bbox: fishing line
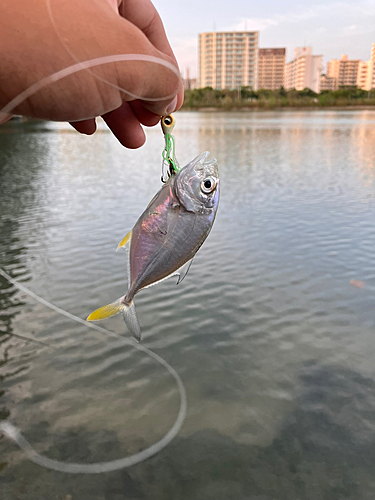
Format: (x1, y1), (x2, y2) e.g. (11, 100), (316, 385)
(0, 269), (187, 473)
(0, 54), (179, 122)
(0, 2), (186, 473)
(46, 0), (181, 182)
(2, 332), (56, 349)
(45, 0), (180, 109)
(0, 0), (181, 122)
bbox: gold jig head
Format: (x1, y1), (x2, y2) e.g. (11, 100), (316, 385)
(161, 114), (176, 135)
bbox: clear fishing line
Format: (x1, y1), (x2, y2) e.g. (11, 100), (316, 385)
(44, 0), (181, 109)
(0, 0), (181, 120)
(0, 54), (179, 122)
(0, 1), (186, 473)
(0, 269), (187, 474)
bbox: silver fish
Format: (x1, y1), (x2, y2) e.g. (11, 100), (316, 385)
(87, 151), (219, 341)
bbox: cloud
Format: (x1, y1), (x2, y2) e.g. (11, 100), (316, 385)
(231, 0), (375, 33)
(231, 17), (279, 32)
(169, 0), (375, 79)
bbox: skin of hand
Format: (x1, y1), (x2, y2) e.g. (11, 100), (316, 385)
(0, 0), (183, 148)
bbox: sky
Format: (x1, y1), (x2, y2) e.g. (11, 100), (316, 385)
(152, 0), (375, 78)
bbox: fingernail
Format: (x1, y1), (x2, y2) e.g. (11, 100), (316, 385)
(165, 96), (178, 115)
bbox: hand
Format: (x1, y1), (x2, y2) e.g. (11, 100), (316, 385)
(0, 0), (183, 148)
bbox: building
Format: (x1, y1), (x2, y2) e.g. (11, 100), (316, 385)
(357, 61), (371, 90)
(327, 59), (340, 80)
(257, 48), (286, 90)
(338, 55), (361, 86)
(327, 54), (360, 87)
(320, 74), (338, 91)
(359, 43), (375, 91)
(183, 78), (198, 90)
(199, 31), (259, 90)
(183, 68), (198, 90)
(326, 46), (375, 91)
(371, 43), (375, 89)
(284, 47), (323, 93)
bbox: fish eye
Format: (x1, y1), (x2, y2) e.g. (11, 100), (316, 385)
(201, 176), (216, 194)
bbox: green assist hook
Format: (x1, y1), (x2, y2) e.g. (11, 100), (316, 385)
(161, 114), (179, 180)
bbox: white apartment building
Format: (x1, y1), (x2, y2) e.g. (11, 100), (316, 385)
(199, 31), (259, 90)
(327, 54), (361, 87)
(356, 43), (375, 91)
(357, 61), (372, 90)
(284, 47), (323, 93)
(258, 48), (286, 90)
(327, 45), (375, 91)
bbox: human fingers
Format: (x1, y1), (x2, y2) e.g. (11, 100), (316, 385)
(70, 119), (97, 135)
(102, 102), (146, 149)
(129, 101), (161, 127)
(0, 0), (181, 124)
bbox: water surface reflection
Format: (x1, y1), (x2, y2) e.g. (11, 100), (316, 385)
(1, 110), (375, 499)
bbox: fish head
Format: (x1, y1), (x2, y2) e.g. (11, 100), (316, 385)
(174, 151), (219, 214)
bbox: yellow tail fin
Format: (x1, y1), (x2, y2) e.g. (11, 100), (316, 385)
(87, 300), (124, 321)
(87, 298), (141, 341)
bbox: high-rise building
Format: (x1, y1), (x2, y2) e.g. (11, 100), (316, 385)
(327, 59), (340, 80)
(199, 31), (259, 89)
(371, 43), (375, 89)
(357, 61), (372, 90)
(326, 47), (375, 91)
(327, 54), (361, 87)
(257, 48), (286, 90)
(284, 47), (323, 93)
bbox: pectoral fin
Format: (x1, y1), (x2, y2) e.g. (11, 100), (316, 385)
(176, 259), (193, 285)
(116, 230), (132, 252)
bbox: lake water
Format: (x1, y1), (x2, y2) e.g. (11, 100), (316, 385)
(1, 110), (375, 499)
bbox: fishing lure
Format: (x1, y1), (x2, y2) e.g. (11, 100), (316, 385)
(161, 114), (179, 181)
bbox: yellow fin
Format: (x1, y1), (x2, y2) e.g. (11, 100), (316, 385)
(116, 230), (132, 252)
(87, 301), (124, 321)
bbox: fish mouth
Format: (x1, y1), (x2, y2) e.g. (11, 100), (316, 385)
(190, 151), (219, 179)
(192, 151), (210, 165)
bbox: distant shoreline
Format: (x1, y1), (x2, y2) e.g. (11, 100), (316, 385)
(182, 88), (375, 113)
(181, 105), (375, 112)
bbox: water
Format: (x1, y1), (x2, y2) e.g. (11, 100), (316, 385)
(0, 110), (375, 499)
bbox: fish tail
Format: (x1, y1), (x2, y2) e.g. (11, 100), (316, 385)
(122, 300), (141, 343)
(86, 296), (141, 342)
(86, 298), (125, 322)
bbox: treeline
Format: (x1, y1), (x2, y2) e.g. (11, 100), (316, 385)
(182, 86), (375, 110)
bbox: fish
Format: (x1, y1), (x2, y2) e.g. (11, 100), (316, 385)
(87, 151), (219, 341)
